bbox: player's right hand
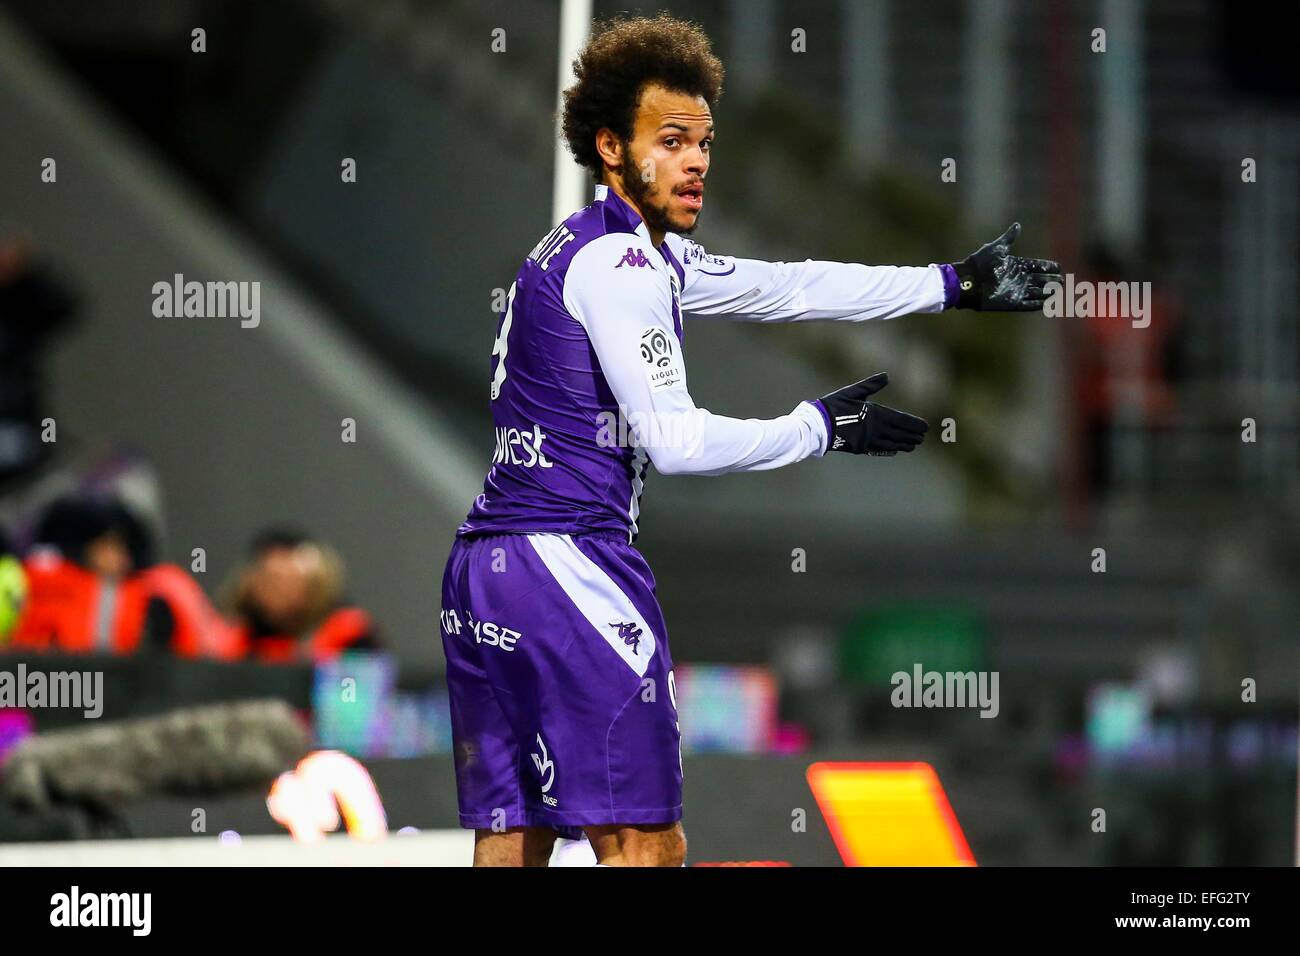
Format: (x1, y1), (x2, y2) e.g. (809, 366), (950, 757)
(951, 222), (1063, 311)
(813, 372), (928, 456)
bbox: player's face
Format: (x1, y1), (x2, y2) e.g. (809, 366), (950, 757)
(618, 84), (713, 237)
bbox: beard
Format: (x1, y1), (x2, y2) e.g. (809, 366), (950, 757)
(618, 146), (699, 237)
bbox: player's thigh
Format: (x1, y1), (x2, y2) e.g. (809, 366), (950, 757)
(441, 536), (536, 829)
(525, 533), (683, 822)
(584, 822), (687, 867)
(443, 533), (619, 827)
(473, 826), (558, 867)
(441, 634), (522, 827)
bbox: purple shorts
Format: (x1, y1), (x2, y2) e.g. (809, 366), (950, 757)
(439, 531), (682, 832)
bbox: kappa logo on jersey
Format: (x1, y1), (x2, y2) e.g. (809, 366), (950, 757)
(616, 247), (656, 270)
(640, 327), (683, 391)
(609, 620), (644, 654)
(531, 733), (556, 804)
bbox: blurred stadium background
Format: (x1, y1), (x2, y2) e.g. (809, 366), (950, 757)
(0, 0), (1296, 865)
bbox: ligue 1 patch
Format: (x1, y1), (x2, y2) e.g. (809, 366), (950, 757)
(640, 327), (684, 391)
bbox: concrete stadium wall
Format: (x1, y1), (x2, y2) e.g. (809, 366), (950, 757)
(0, 13), (482, 665)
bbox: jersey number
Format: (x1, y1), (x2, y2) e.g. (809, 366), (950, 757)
(490, 282), (518, 401)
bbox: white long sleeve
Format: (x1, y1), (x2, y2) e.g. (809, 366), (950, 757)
(664, 233), (946, 322)
(563, 233), (828, 477)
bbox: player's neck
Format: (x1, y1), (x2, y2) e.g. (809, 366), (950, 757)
(603, 177), (665, 247)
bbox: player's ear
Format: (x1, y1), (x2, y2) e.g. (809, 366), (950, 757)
(594, 128), (623, 171)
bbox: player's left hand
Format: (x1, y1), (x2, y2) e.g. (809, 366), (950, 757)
(952, 222), (1063, 311)
(816, 372), (928, 456)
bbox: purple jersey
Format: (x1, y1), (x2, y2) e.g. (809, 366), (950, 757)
(458, 185), (947, 541)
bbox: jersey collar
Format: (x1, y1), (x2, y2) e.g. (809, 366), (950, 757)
(594, 183), (659, 248)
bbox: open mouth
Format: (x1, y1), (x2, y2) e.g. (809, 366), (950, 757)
(676, 184), (704, 211)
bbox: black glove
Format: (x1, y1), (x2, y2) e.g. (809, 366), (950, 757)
(952, 222), (1062, 311)
(815, 372), (927, 456)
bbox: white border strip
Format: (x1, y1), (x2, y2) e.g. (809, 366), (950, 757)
(0, 830), (473, 867)
(526, 533), (657, 676)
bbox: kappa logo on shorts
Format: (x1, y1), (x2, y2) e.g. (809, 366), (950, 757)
(608, 620), (644, 654)
(531, 733), (557, 805)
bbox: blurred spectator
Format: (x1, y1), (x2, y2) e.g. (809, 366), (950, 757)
(7, 494), (230, 657)
(1, 447), (167, 565)
(222, 527), (379, 663)
(0, 228), (79, 497)
(0, 524), (26, 645)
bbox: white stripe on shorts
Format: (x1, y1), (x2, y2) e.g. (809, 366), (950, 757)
(526, 533), (658, 677)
